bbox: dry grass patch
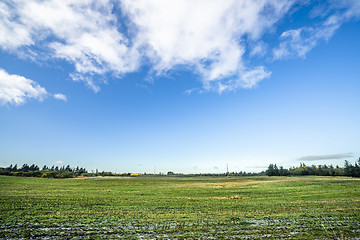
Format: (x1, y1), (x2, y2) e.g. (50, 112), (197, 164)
(213, 195), (248, 200)
(175, 179), (283, 189)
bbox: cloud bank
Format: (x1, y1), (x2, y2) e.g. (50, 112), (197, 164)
(1, 0), (359, 98)
(299, 153), (353, 161)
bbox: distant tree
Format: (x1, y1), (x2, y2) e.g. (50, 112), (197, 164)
(21, 164), (30, 172)
(65, 165), (72, 172)
(266, 164), (279, 176)
(344, 160), (354, 176)
(334, 166), (344, 176)
(279, 166), (289, 176)
(266, 164), (274, 176)
(29, 164), (39, 171)
(78, 167), (87, 174)
(328, 165), (335, 176)
(273, 164), (279, 176)
(6, 164), (13, 171)
(354, 158), (360, 177)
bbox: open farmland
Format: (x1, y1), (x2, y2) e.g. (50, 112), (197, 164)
(0, 175), (359, 239)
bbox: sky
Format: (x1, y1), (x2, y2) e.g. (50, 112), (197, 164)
(0, 0), (359, 174)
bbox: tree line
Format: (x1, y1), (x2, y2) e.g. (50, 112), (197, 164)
(0, 164), (140, 178)
(0, 164), (87, 178)
(2, 159), (359, 178)
(266, 158), (360, 177)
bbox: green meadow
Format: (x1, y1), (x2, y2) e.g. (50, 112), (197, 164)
(1, 175), (359, 239)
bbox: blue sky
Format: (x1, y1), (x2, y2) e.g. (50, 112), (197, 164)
(0, 0), (359, 173)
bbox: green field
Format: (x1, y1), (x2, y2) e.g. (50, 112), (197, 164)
(1, 175), (359, 239)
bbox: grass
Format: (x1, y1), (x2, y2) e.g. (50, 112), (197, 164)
(0, 175), (359, 239)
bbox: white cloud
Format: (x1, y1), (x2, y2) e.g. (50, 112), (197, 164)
(329, 0), (360, 19)
(183, 89), (196, 95)
(273, 22), (340, 60)
(250, 42), (268, 57)
(56, 161), (63, 164)
(0, 1), (33, 50)
(0, 0), (293, 93)
(1, 0), (140, 90)
(0, 0), (359, 94)
(121, 0), (292, 91)
(273, 0), (360, 60)
(0, 68), (47, 105)
(240, 66), (272, 89)
(53, 93), (67, 102)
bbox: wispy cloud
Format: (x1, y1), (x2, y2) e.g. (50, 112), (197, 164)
(273, 0), (360, 60)
(249, 41), (267, 57)
(299, 153), (353, 161)
(0, 68), (47, 105)
(273, 21), (340, 60)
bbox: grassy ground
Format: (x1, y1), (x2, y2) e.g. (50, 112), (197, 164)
(0, 175), (359, 239)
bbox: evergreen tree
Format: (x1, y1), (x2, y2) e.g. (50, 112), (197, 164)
(7, 164), (13, 171)
(354, 158), (360, 177)
(344, 160), (354, 176)
(29, 164), (39, 171)
(21, 164), (30, 172)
